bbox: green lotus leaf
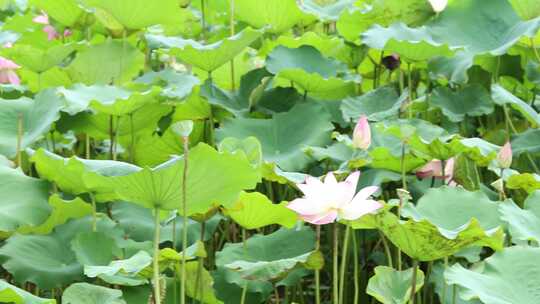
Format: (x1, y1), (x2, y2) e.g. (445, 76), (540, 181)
(84, 251), (151, 286)
(507, 173), (540, 193)
(0, 216), (123, 289)
(17, 194), (93, 235)
(499, 191), (540, 244)
(0, 90), (62, 158)
(276, 68), (359, 99)
(234, 0), (313, 33)
(336, 0), (433, 44)
(58, 83), (132, 115)
(5, 42), (75, 73)
(491, 84), (540, 127)
(0, 280), (55, 304)
(212, 268), (272, 304)
(62, 282), (126, 304)
(90, 143), (259, 213)
(449, 138), (500, 167)
(111, 202), (221, 247)
(216, 227), (315, 287)
(366, 266), (425, 304)
(89, 86), (161, 116)
(174, 261), (223, 304)
(431, 85), (495, 122)
(135, 69), (200, 100)
(30, 0), (85, 27)
(511, 128), (540, 155)
(66, 40), (145, 85)
(29, 148), (141, 197)
(509, 0), (540, 20)
(266, 45), (346, 78)
(341, 86), (401, 122)
(147, 27), (262, 72)
(216, 103), (334, 172)
(445, 246), (540, 304)
(0, 166), (51, 234)
(80, 0), (182, 30)
(71, 232), (119, 266)
(428, 51), (474, 84)
(428, 263), (481, 304)
(20, 66), (72, 92)
(218, 136), (263, 169)
(298, 0), (355, 22)
(362, 23), (453, 62)
(429, 0), (540, 55)
(225, 191), (297, 230)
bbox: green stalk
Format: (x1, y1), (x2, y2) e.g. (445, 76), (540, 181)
(503, 104), (540, 174)
(315, 225), (321, 304)
(229, 0), (236, 90)
(410, 260), (419, 304)
(333, 223), (339, 304)
(196, 222), (206, 303)
(532, 38), (540, 63)
(109, 115), (114, 160)
(338, 225), (351, 304)
(378, 231), (393, 267)
(201, 0), (206, 40)
(129, 113), (135, 163)
(240, 229), (248, 304)
(153, 209), (162, 304)
(85, 134), (91, 159)
(90, 193), (97, 232)
(352, 231), (359, 304)
(407, 63), (413, 119)
(180, 136), (190, 304)
(16, 113), (23, 168)
(441, 257), (449, 304)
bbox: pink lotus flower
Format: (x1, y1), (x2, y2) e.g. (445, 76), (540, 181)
(287, 172), (382, 225)
(497, 142), (512, 169)
(428, 0), (448, 13)
(32, 12), (49, 25)
(352, 116), (371, 150)
(32, 11), (71, 41)
(0, 57), (20, 85)
(416, 158), (456, 186)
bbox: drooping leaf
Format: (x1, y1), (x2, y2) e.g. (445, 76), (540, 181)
(499, 191), (540, 244)
(62, 282), (126, 304)
(341, 86), (401, 122)
(0, 280), (55, 304)
(84, 251), (151, 286)
(491, 84), (540, 127)
(298, 0), (355, 22)
(366, 266), (425, 304)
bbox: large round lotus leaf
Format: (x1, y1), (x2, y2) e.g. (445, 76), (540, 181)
(428, 0), (540, 55)
(110, 202), (221, 246)
(428, 263), (481, 304)
(30, 0), (84, 27)
(341, 86), (401, 122)
(428, 51), (474, 85)
(89, 143), (260, 213)
(80, 0), (181, 30)
(0, 166), (51, 234)
(58, 84), (132, 115)
(511, 128), (540, 155)
(449, 138), (500, 167)
(63, 283), (126, 304)
(5, 42), (76, 73)
(430, 85), (495, 122)
(216, 227), (315, 286)
(0, 90), (62, 158)
(509, 0), (540, 20)
(0, 280), (55, 304)
(276, 69), (359, 99)
(147, 28), (262, 72)
(216, 103), (334, 172)
(266, 45), (346, 78)
(0, 216), (123, 289)
(361, 23), (453, 62)
(336, 0), (433, 44)
(218, 136), (264, 169)
(402, 187), (503, 234)
(234, 0), (312, 33)
(298, 0), (355, 22)
(71, 232), (118, 266)
(500, 191), (540, 244)
(29, 148), (141, 197)
(225, 191), (297, 230)
(366, 266), (425, 304)
(135, 69), (200, 100)
(445, 246), (540, 304)
(66, 40), (145, 85)
(491, 84), (540, 128)
(89, 86), (161, 116)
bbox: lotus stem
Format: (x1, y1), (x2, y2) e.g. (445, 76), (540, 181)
(338, 224), (351, 304)
(315, 225), (321, 304)
(16, 113), (23, 168)
(240, 228), (248, 304)
(90, 193), (97, 232)
(196, 222), (206, 302)
(379, 231), (393, 267)
(531, 38), (540, 63)
(441, 257), (449, 304)
(181, 136), (190, 304)
(352, 231), (359, 304)
(129, 113), (135, 163)
(410, 260), (419, 304)
(85, 134), (91, 159)
(229, 0), (235, 90)
(153, 208), (162, 304)
(333, 223), (339, 304)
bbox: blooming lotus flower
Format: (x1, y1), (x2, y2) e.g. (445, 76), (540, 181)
(352, 116), (371, 150)
(416, 158), (456, 186)
(287, 172), (382, 225)
(428, 0), (448, 13)
(497, 142), (512, 169)
(0, 57), (20, 85)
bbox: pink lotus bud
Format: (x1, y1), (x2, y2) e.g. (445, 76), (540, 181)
(0, 56), (20, 85)
(497, 142), (512, 169)
(63, 29), (73, 38)
(352, 116), (371, 150)
(43, 25), (59, 41)
(428, 0), (448, 13)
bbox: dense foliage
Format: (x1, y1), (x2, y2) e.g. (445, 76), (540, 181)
(0, 0), (539, 303)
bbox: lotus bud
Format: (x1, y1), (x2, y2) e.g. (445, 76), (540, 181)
(497, 142), (512, 169)
(428, 0), (448, 13)
(352, 116), (371, 150)
(171, 120), (194, 138)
